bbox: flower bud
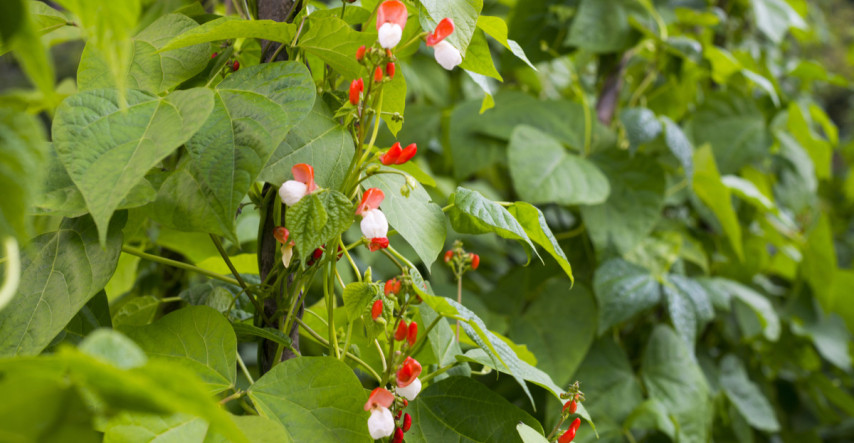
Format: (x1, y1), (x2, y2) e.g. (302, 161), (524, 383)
(395, 321), (408, 341)
(381, 142), (402, 165)
(397, 143), (417, 164)
(571, 417), (581, 431)
(232, 60), (240, 71)
(386, 62), (396, 79)
(402, 413), (412, 432)
(444, 250), (453, 263)
(349, 78), (364, 106)
(369, 237), (389, 251)
(391, 428), (404, 443)
(356, 45), (366, 61)
(211, 52), (218, 59)
(273, 227), (289, 244)
(469, 253), (480, 270)
(407, 321), (418, 346)
(374, 66), (384, 83)
(371, 299), (384, 321)
(562, 400), (577, 415)
(558, 427), (576, 443)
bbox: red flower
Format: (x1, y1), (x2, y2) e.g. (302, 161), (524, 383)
(364, 387), (395, 411)
(211, 52), (218, 59)
(356, 188), (385, 216)
(371, 299), (384, 320)
(407, 321), (418, 346)
(349, 78), (364, 105)
(426, 18), (454, 47)
(398, 143), (416, 163)
(444, 250), (453, 263)
(369, 237), (389, 251)
(292, 163), (317, 192)
(273, 227), (289, 244)
(386, 62), (396, 79)
(558, 427), (576, 443)
(562, 400), (577, 415)
(356, 45), (366, 61)
(571, 418), (581, 431)
(374, 66), (384, 83)
(385, 278), (401, 295)
(376, 1), (408, 49)
(395, 321), (408, 341)
(381, 142), (416, 165)
(396, 357), (422, 387)
(469, 253), (480, 270)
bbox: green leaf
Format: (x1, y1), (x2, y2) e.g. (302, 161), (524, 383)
(60, 290), (112, 345)
(662, 274), (714, 346)
(232, 323), (292, 349)
(566, 0), (644, 53)
(248, 356), (371, 442)
(751, 0), (806, 43)
(787, 102), (832, 180)
(623, 399), (677, 440)
(363, 171), (446, 268)
(509, 281), (595, 385)
(719, 354), (780, 432)
(580, 151), (665, 255)
(661, 116), (694, 182)
(476, 15), (535, 69)
(122, 306), (237, 394)
(692, 144), (744, 260)
(508, 202), (574, 282)
(160, 17), (296, 52)
(722, 175), (775, 212)
(620, 107), (661, 152)
(698, 278), (780, 341)
(153, 62), (314, 239)
(53, 87), (214, 243)
(179, 281), (253, 323)
(112, 295), (160, 327)
(341, 281), (382, 323)
(448, 187), (539, 260)
(594, 258), (661, 334)
(0, 214), (123, 357)
(298, 16), (374, 81)
(285, 189), (354, 262)
(405, 377), (543, 443)
(79, 328), (148, 370)
(573, 337), (643, 422)
(459, 29), (502, 81)
(78, 14), (209, 94)
(418, 0), (483, 55)
(517, 423), (549, 443)
(685, 93), (770, 174)
(3, 1), (56, 103)
(641, 326), (712, 443)
(104, 412), (209, 443)
(508, 126), (610, 206)
(380, 65), (408, 136)
(0, 108), (47, 241)
(260, 100), (354, 191)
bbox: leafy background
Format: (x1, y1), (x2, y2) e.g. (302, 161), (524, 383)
(2, 0), (854, 442)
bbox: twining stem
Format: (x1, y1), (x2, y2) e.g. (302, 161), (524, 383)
(553, 223), (586, 240)
(340, 320), (354, 361)
(121, 245), (241, 286)
(209, 234), (249, 291)
(296, 317), (382, 382)
(219, 390), (245, 405)
(324, 263), (341, 359)
(386, 245), (416, 270)
(339, 238), (362, 282)
(420, 362), (458, 384)
(237, 351), (255, 385)
(374, 339), (388, 373)
(381, 248), (405, 271)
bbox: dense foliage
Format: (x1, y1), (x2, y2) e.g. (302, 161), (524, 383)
(1, 0), (853, 442)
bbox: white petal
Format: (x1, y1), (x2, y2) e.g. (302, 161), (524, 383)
(367, 407), (395, 439)
(360, 209), (388, 239)
(281, 243), (294, 267)
(378, 23), (402, 49)
(279, 180), (307, 206)
(396, 377), (421, 401)
(433, 40), (462, 70)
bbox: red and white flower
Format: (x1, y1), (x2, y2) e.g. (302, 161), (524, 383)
(396, 356), (422, 401)
(426, 18), (461, 70)
(364, 387), (395, 439)
(376, 0), (408, 49)
(279, 163), (318, 206)
(356, 188), (389, 251)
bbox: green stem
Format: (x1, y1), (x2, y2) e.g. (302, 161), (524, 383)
(374, 339), (388, 373)
(441, 203), (454, 212)
(340, 320), (354, 361)
(219, 390), (245, 405)
(386, 245), (416, 270)
(340, 238), (362, 282)
(296, 318), (382, 382)
(420, 362), (457, 384)
(210, 234), (249, 291)
(121, 245), (241, 286)
(324, 263), (341, 358)
(237, 351), (255, 385)
(553, 223), (586, 240)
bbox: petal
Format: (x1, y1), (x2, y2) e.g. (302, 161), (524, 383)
(367, 407), (395, 439)
(397, 143), (417, 164)
(378, 22), (403, 49)
(426, 17), (455, 46)
(278, 180), (307, 206)
(365, 387), (395, 411)
(360, 210), (389, 239)
(396, 377), (421, 401)
(291, 163), (317, 191)
(356, 188), (385, 215)
(433, 40), (462, 70)
(376, 0), (408, 30)
(381, 142), (402, 166)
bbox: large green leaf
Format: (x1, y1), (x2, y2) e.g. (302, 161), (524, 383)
(448, 187), (538, 259)
(508, 202), (574, 282)
(153, 62), (314, 239)
(160, 17), (296, 52)
(698, 278), (780, 341)
(509, 281), (595, 386)
(405, 377), (542, 443)
(418, 0), (483, 55)
(566, 0), (644, 53)
(122, 306), (237, 394)
(78, 14), (209, 94)
(363, 171), (446, 268)
(787, 102), (832, 180)
(104, 412), (291, 443)
(661, 116), (694, 182)
(620, 107), (661, 152)
(285, 189), (354, 262)
(298, 16), (373, 81)
(580, 151), (665, 255)
(593, 258), (661, 334)
(459, 29), (502, 81)
(476, 15), (535, 69)
(260, 100), (354, 191)
(719, 354), (780, 432)
(53, 87), (214, 243)
(662, 274), (714, 346)
(685, 93), (770, 174)
(248, 356), (370, 442)
(380, 65), (407, 136)
(507, 126), (610, 206)
(641, 326), (712, 443)
(0, 108), (47, 241)
(572, 337), (643, 422)
(751, 0), (806, 43)
(0, 214), (123, 357)
(692, 144), (744, 260)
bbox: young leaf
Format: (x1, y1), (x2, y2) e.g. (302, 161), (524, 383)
(298, 16), (373, 80)
(285, 190), (354, 262)
(418, 0), (483, 55)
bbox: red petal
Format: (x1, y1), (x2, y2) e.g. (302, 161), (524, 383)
(558, 427), (576, 443)
(386, 62), (396, 79)
(396, 143), (417, 164)
(374, 66), (384, 83)
(356, 45), (366, 60)
(396, 356), (422, 386)
(407, 321), (418, 346)
(349, 78), (362, 105)
(470, 253), (480, 270)
(381, 142), (402, 166)
(426, 18), (455, 47)
(273, 227), (289, 244)
(369, 237), (389, 251)
(571, 417), (581, 431)
(376, 0), (408, 30)
(356, 188), (385, 215)
(444, 250), (453, 263)
(291, 164), (316, 191)
(402, 413), (412, 432)
(371, 299), (383, 320)
(395, 321), (408, 341)
(365, 387), (395, 411)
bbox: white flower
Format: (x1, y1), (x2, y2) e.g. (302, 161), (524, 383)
(281, 243), (294, 267)
(360, 209), (388, 239)
(367, 407), (395, 439)
(396, 377), (421, 401)
(378, 22), (403, 49)
(279, 180), (308, 206)
(432, 40), (462, 70)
